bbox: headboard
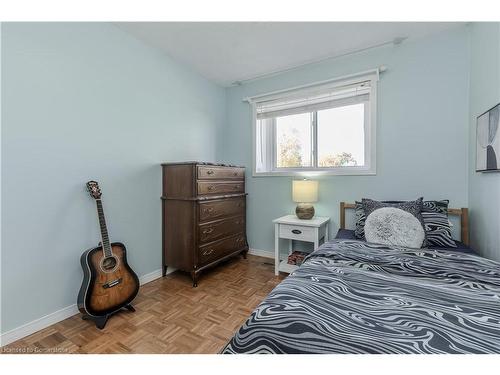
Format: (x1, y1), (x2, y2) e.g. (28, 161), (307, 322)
(339, 202), (469, 246)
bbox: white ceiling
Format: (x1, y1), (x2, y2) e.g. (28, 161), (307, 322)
(116, 22), (464, 87)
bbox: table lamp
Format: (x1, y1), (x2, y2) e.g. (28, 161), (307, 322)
(292, 179), (318, 219)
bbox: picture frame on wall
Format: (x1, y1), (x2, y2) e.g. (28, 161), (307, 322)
(476, 103), (500, 172)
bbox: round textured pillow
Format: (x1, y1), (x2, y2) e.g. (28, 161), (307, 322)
(364, 207), (425, 248)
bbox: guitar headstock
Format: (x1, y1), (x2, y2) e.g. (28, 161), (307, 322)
(86, 181), (102, 199)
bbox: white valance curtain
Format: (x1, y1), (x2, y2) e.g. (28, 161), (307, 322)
(255, 78), (372, 120)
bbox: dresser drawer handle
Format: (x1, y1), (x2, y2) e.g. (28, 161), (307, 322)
(202, 249), (214, 256)
(202, 228), (214, 234)
(203, 207), (214, 213)
(207, 170), (214, 175)
(233, 172), (238, 176)
(292, 229), (302, 235)
(233, 185), (238, 189)
(207, 185), (214, 191)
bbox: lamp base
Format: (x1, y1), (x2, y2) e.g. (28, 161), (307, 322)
(295, 203), (315, 220)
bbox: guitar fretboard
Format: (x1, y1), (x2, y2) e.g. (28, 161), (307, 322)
(96, 199), (112, 257)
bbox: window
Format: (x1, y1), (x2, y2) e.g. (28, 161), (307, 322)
(252, 72), (377, 176)
(276, 112), (312, 168)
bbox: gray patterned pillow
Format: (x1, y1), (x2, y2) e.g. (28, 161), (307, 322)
(354, 201), (365, 239)
(361, 197), (427, 248)
(354, 199), (418, 239)
(421, 200), (456, 248)
(355, 199), (456, 247)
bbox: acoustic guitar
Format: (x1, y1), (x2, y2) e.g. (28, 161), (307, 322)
(77, 181), (140, 329)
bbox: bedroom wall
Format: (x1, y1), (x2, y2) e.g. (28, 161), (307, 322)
(220, 26), (470, 255)
(1, 23), (225, 335)
(468, 23), (500, 261)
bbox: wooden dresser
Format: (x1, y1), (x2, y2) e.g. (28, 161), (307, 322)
(161, 162), (248, 287)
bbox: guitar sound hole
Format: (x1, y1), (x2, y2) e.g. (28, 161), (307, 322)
(101, 256), (118, 271)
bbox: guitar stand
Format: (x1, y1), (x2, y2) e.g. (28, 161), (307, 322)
(82, 304), (136, 329)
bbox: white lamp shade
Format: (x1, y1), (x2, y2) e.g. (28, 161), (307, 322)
(292, 180), (318, 203)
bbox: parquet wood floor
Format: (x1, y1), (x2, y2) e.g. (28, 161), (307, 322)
(2, 255), (284, 354)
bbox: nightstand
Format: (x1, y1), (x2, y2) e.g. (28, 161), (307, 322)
(273, 215), (330, 275)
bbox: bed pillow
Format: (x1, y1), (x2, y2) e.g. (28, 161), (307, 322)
(364, 207), (426, 248)
(355, 199), (456, 248)
(354, 200), (406, 239)
(362, 197), (427, 248)
(354, 201), (365, 239)
(422, 200), (457, 248)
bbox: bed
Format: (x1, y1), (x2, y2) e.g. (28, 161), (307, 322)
(221, 203), (500, 354)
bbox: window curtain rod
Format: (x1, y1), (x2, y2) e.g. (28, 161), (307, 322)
(243, 66), (386, 104)
(234, 34), (404, 87)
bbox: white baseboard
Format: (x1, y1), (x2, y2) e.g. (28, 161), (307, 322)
(0, 304), (79, 348)
(248, 248), (274, 259)
(139, 269), (162, 285)
(0, 267), (169, 347)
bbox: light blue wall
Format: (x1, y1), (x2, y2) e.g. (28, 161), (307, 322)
(1, 23), (225, 333)
(2, 23), (491, 338)
(468, 23), (500, 261)
(221, 27), (470, 254)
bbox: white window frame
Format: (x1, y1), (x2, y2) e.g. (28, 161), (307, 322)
(249, 70), (378, 177)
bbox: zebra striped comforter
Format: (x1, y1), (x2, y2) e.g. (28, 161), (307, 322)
(222, 239), (500, 354)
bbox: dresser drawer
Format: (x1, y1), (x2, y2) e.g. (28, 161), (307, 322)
(197, 166), (244, 180)
(199, 197), (245, 222)
(197, 181), (244, 195)
(198, 216), (245, 244)
(279, 224), (315, 242)
(198, 234), (246, 265)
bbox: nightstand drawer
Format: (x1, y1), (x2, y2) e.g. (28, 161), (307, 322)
(279, 224), (315, 241)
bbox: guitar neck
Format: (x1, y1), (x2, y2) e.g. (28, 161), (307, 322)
(96, 199), (112, 257)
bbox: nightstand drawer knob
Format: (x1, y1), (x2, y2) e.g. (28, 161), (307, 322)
(292, 229), (302, 234)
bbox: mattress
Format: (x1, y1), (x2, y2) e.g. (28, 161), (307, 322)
(222, 239), (500, 353)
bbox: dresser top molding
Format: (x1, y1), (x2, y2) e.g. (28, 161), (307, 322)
(161, 161), (245, 168)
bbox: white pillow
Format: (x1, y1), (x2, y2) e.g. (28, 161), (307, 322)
(364, 207), (425, 248)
